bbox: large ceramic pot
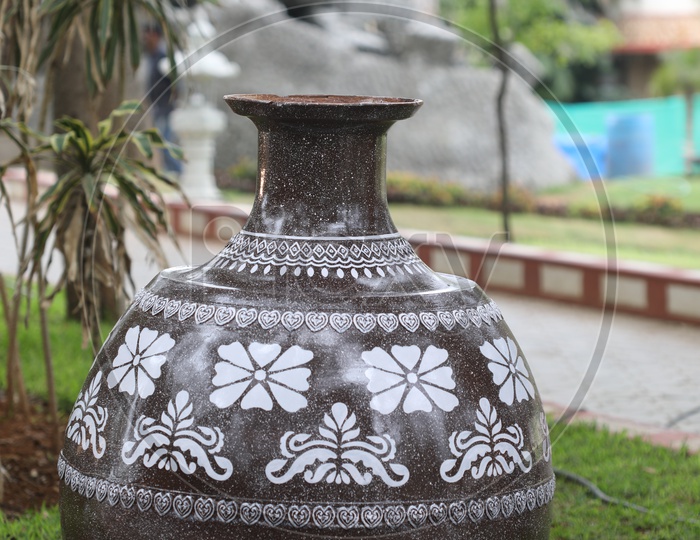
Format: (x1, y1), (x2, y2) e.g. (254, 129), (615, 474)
(59, 94), (554, 539)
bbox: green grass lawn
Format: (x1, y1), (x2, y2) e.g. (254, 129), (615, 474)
(3, 421), (699, 539)
(550, 422), (700, 539)
(0, 508), (61, 539)
(389, 205), (700, 270)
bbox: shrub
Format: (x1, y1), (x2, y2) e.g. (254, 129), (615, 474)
(386, 171), (479, 207)
(487, 184), (536, 213)
(219, 157), (258, 191)
(571, 204), (604, 220)
(631, 195), (683, 226)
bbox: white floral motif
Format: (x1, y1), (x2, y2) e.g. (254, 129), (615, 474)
(209, 342), (313, 412)
(440, 398), (532, 482)
(66, 372), (108, 458)
(107, 326), (174, 399)
(122, 390), (233, 481)
(362, 345), (458, 414)
(480, 337), (535, 405)
(265, 402), (409, 487)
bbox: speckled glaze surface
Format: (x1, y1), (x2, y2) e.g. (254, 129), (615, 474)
(59, 94), (553, 539)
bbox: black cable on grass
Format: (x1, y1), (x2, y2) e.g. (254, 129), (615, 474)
(553, 467), (700, 526)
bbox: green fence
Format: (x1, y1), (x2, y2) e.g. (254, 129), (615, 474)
(547, 95), (698, 178)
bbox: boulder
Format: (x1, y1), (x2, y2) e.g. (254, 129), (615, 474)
(204, 0), (573, 192)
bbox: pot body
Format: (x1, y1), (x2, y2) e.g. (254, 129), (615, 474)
(59, 95), (553, 539)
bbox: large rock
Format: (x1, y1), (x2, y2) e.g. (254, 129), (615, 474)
(204, 0), (572, 192)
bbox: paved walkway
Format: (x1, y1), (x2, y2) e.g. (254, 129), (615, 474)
(3, 203), (700, 445)
(497, 292), (700, 442)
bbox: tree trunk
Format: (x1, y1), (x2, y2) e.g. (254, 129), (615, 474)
(1, 274), (30, 417)
(52, 37), (123, 327)
(488, 0), (513, 241)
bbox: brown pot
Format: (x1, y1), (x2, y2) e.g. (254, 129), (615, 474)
(59, 94), (553, 539)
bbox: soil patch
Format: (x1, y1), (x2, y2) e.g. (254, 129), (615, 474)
(0, 397), (65, 518)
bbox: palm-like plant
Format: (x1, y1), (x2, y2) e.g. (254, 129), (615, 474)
(0, 0), (189, 431)
(39, 0), (183, 98)
(1, 101), (184, 350)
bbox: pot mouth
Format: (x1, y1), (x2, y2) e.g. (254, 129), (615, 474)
(224, 93), (423, 123)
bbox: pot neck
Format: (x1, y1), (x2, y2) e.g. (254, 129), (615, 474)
(225, 94), (423, 239)
(246, 120), (394, 237)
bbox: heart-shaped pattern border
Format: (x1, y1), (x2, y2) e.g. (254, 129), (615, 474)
(217, 500), (237, 523)
(287, 504), (311, 528)
(173, 494), (193, 519)
(131, 292), (503, 335)
(258, 310), (281, 330)
(136, 488), (153, 512)
(406, 504), (427, 528)
(195, 305), (216, 325)
(281, 311), (304, 332)
(214, 307), (236, 326)
(263, 503), (286, 527)
(329, 313), (352, 333)
(151, 297), (167, 316)
(240, 502), (263, 525)
(236, 308), (258, 328)
(336, 506), (360, 529)
(119, 486), (136, 509)
(58, 454), (553, 530)
(194, 497), (216, 522)
(377, 313), (399, 333)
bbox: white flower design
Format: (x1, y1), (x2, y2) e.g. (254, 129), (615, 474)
(480, 337), (535, 406)
(66, 372), (108, 458)
(362, 345), (458, 414)
(107, 326), (174, 399)
(122, 390), (233, 481)
(209, 342), (313, 412)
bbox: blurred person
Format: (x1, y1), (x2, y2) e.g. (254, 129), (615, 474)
(143, 23), (182, 175)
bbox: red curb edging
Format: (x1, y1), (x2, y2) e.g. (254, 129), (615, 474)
(405, 231), (700, 326)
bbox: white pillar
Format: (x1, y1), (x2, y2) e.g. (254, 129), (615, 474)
(171, 93), (226, 200)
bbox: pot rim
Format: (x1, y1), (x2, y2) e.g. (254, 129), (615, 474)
(223, 93), (423, 122)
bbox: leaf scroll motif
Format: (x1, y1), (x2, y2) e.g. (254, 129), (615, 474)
(265, 403), (409, 487)
(122, 390), (233, 481)
(440, 398), (532, 482)
(66, 372), (109, 458)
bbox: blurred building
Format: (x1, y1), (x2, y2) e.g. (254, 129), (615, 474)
(612, 0), (700, 97)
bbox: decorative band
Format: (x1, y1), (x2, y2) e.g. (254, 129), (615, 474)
(58, 454), (554, 530)
(131, 290), (504, 334)
(212, 233), (426, 278)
